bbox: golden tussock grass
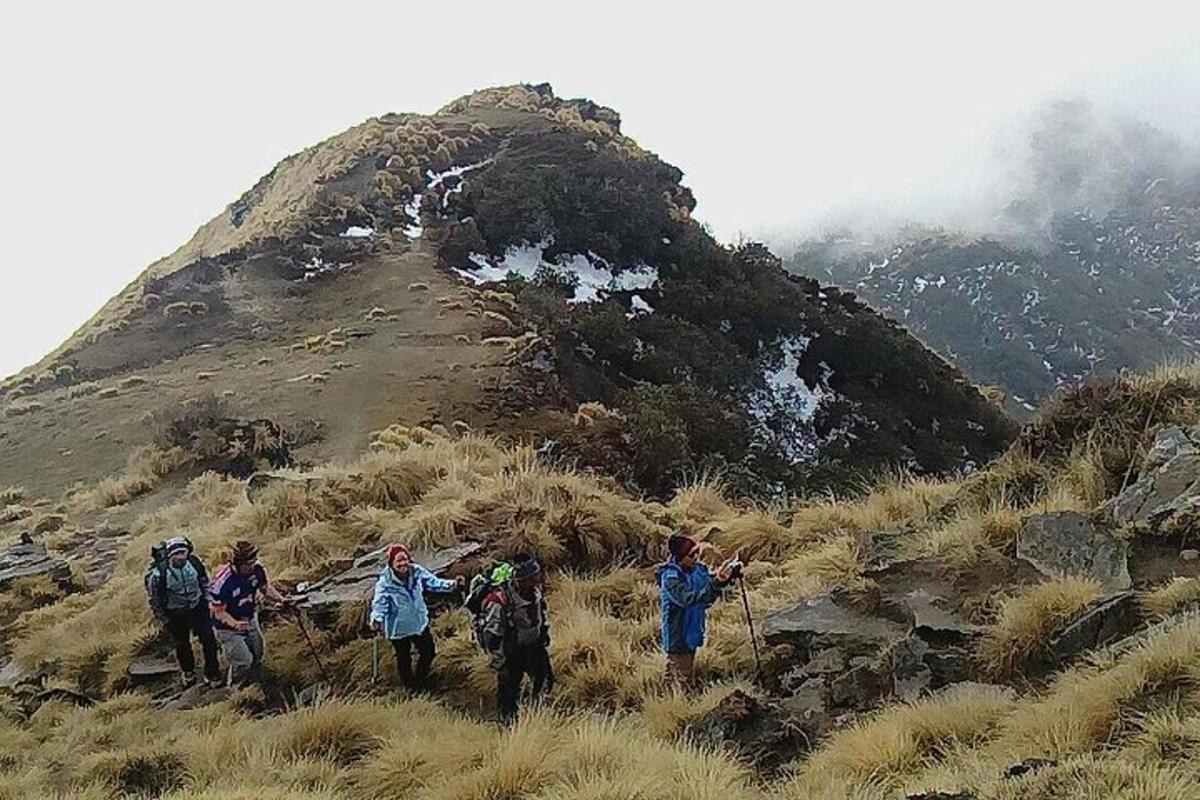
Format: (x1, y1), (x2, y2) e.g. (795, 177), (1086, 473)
(977, 577), (1104, 679)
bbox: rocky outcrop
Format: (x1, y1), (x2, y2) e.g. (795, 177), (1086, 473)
(1107, 425), (1200, 529)
(1017, 512), (1131, 590)
(0, 540), (72, 589)
(766, 590), (984, 722)
(685, 690), (812, 775)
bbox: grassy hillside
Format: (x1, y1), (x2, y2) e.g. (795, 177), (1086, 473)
(3, 362), (1200, 798)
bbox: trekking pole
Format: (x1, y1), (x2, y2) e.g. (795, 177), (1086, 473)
(371, 635), (380, 687)
(737, 575), (763, 679)
(292, 607), (332, 684)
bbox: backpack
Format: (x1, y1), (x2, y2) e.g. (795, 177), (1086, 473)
(463, 562), (511, 648)
(144, 537), (206, 609)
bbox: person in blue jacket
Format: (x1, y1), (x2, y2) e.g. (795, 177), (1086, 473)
(369, 543), (464, 692)
(657, 534), (738, 686)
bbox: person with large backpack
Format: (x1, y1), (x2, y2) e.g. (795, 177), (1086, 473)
(368, 543), (465, 693)
(656, 535), (739, 687)
(476, 553), (553, 722)
(145, 536), (222, 688)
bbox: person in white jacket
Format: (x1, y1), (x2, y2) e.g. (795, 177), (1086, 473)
(369, 544), (464, 692)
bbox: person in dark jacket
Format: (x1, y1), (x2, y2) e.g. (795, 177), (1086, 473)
(369, 543), (464, 692)
(478, 553), (553, 722)
(147, 537), (222, 687)
(656, 535), (737, 687)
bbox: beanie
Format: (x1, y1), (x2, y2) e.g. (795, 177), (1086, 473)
(667, 534), (698, 558)
(231, 540), (259, 565)
(511, 553), (541, 580)
(165, 537), (190, 558)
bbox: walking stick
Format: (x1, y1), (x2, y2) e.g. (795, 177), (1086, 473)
(737, 575), (763, 679)
(292, 607), (332, 684)
(371, 635), (380, 687)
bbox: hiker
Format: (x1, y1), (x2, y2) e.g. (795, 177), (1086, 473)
(477, 554), (553, 722)
(146, 536), (222, 687)
(208, 540), (289, 686)
(368, 543), (464, 692)
(657, 535), (739, 687)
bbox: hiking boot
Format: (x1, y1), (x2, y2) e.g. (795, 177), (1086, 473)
(180, 671), (197, 688)
(204, 675), (224, 689)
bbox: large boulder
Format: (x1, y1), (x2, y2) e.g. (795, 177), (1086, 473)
(1017, 512), (1130, 590)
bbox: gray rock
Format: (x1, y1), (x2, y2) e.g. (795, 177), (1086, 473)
(902, 589), (983, 643)
(763, 595), (907, 652)
(298, 541), (482, 612)
(0, 540), (72, 589)
(924, 646), (975, 687)
(804, 647), (847, 675)
(1048, 592), (1141, 665)
(1017, 512), (1131, 590)
(828, 660), (889, 710)
(685, 690), (813, 775)
(1107, 452), (1200, 527)
(1146, 426), (1199, 469)
(0, 659), (36, 689)
(1182, 550), (1200, 562)
(890, 637), (933, 701)
(127, 657), (180, 681)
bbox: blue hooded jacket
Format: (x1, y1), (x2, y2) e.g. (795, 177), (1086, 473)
(657, 558), (725, 654)
(369, 564), (457, 640)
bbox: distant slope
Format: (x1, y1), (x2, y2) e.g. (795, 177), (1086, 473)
(0, 83), (1013, 499)
(787, 100), (1200, 412)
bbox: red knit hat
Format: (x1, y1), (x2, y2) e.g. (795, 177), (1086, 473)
(387, 544), (411, 567)
(668, 534), (699, 558)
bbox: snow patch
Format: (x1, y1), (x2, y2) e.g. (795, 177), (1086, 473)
(627, 294), (654, 318)
(456, 240), (659, 305)
(339, 226), (374, 238)
(912, 275), (945, 294)
(748, 336), (839, 463)
(404, 158), (494, 239)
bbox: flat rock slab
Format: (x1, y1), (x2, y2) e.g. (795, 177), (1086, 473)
(127, 657), (180, 679)
(763, 595), (906, 652)
(1107, 451), (1200, 527)
(298, 541), (482, 611)
(902, 589), (982, 643)
(0, 540), (72, 589)
(1017, 512), (1131, 590)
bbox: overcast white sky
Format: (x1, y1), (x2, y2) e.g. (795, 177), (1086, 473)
(1, 1), (1198, 378)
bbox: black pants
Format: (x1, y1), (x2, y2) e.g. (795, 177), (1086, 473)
(165, 603), (221, 681)
(497, 642), (553, 721)
(391, 627), (435, 691)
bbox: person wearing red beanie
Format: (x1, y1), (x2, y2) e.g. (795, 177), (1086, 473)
(657, 535), (738, 686)
(369, 543), (466, 692)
